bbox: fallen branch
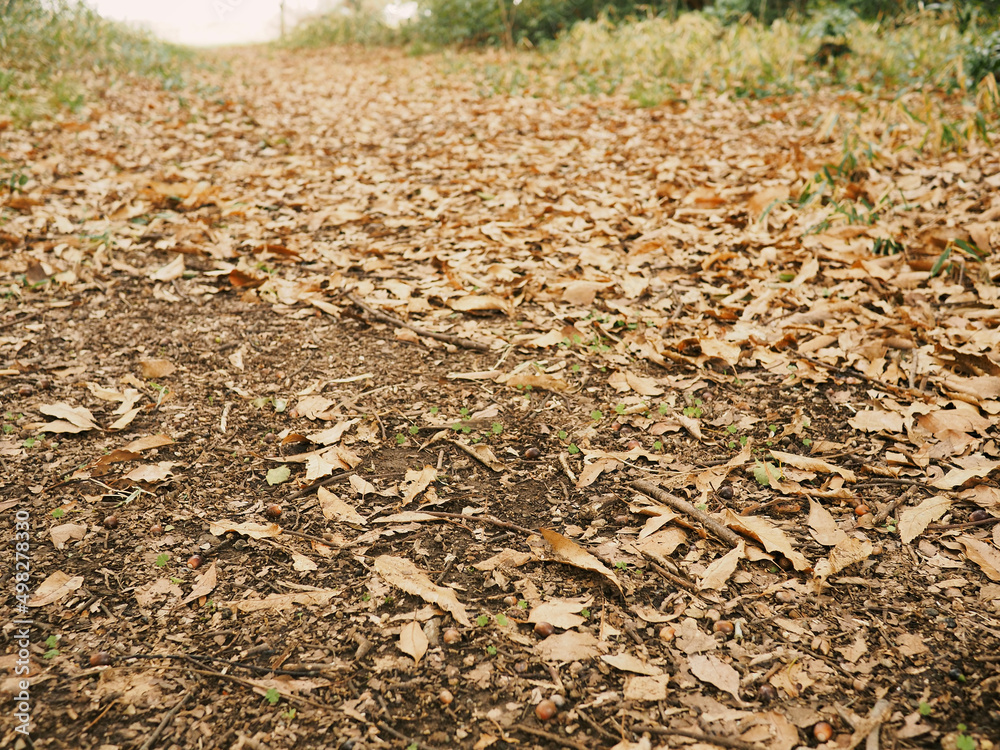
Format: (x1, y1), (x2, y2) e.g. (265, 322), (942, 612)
(630, 479), (744, 547)
(347, 293), (490, 352)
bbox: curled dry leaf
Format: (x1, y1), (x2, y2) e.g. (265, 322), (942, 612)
(528, 597), (592, 630)
(125, 461), (176, 483)
(719, 509), (812, 572)
(50, 523), (87, 550)
(697, 539), (745, 591)
(540, 528), (623, 594)
(688, 653), (742, 702)
(39, 402), (98, 433)
(401, 465), (437, 503)
(374, 555), (471, 627)
(770, 449), (856, 481)
(957, 536), (1000, 581)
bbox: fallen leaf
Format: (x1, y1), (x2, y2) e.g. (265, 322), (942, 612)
(222, 590), (340, 613)
(601, 652), (662, 675)
(400, 466), (437, 503)
(179, 562), (218, 607)
(398, 621), (428, 663)
(807, 498), (849, 546)
(266, 465), (291, 486)
(533, 630), (601, 662)
(540, 528), (623, 594)
(27, 571), (84, 606)
(124, 461), (176, 483)
(623, 674), (670, 701)
(958, 536), (1000, 581)
(50, 523), (86, 549)
(139, 358), (176, 378)
(698, 540), (745, 590)
(374, 555), (471, 626)
(39, 402), (98, 433)
(688, 653), (742, 701)
(720, 509), (812, 572)
(208, 520), (282, 539)
(770, 449), (856, 481)
(899, 495), (952, 544)
(528, 597), (592, 629)
(318, 486), (367, 525)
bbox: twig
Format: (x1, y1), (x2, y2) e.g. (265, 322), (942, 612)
(347, 293), (490, 352)
(872, 491), (910, 525)
(446, 438), (501, 472)
(558, 452), (577, 484)
(0, 311), (39, 332)
(139, 690), (192, 750)
(630, 480), (744, 548)
(513, 724), (596, 750)
(632, 725), (761, 750)
(928, 516), (1000, 531)
(81, 697), (119, 733)
(285, 471), (351, 501)
(420, 511), (536, 536)
(646, 560), (698, 592)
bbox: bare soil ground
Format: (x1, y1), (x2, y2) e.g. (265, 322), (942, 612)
(2, 47), (1000, 750)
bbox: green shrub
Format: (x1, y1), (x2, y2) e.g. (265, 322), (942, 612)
(966, 29), (1000, 84)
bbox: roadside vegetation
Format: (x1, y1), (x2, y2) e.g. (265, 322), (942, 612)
(0, 0), (189, 124)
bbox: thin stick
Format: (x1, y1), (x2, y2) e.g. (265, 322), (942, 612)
(513, 724), (596, 750)
(632, 725), (761, 750)
(447, 438), (501, 472)
(630, 480), (743, 547)
(138, 690), (192, 750)
(646, 560), (698, 592)
(347, 293), (490, 352)
(558, 452), (577, 484)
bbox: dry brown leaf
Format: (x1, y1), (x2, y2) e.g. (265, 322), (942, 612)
(121, 434), (174, 452)
(719, 509), (812, 572)
(688, 654), (742, 702)
(957, 536), (1000, 581)
(208, 520), (282, 539)
(473, 549), (533, 572)
(27, 571), (84, 607)
(533, 630), (601, 662)
(318, 486), (367, 525)
(813, 536), (874, 582)
(400, 466), (437, 503)
(807, 498), (849, 547)
(307, 419), (359, 445)
(623, 674), (671, 701)
(576, 457), (622, 488)
(540, 528), (623, 594)
(374, 555), (471, 626)
(39, 402), (98, 433)
(899, 495), (952, 544)
(179, 562), (217, 607)
(124, 461), (176, 483)
(222, 590), (340, 613)
(139, 358), (176, 378)
(50, 523), (86, 550)
(601, 652), (662, 675)
(528, 597), (592, 629)
(398, 620), (428, 663)
(697, 540), (745, 591)
(771, 449), (856, 481)
(931, 460), (1000, 490)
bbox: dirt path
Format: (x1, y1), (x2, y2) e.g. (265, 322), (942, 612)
(2, 47), (999, 749)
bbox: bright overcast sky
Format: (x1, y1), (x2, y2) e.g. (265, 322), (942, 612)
(86, 0), (334, 47)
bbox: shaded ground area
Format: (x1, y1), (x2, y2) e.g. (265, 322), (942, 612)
(2, 47), (1000, 750)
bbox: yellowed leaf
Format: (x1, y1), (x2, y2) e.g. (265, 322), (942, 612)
(958, 535), (1000, 581)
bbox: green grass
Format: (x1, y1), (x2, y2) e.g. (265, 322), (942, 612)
(0, 0), (191, 124)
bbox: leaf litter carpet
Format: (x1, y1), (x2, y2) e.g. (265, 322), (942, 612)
(2, 47), (1000, 750)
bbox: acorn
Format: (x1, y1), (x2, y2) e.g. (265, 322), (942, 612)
(533, 622), (555, 638)
(103, 514), (119, 529)
(757, 684), (776, 702)
(535, 699), (558, 721)
(813, 721), (834, 743)
(89, 651), (113, 667)
(524, 447), (541, 460)
(265, 504), (282, 520)
(149, 523), (163, 536)
(438, 689), (454, 705)
(713, 620), (735, 635)
(442, 628), (461, 644)
(970, 509), (992, 523)
(187, 554), (203, 570)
